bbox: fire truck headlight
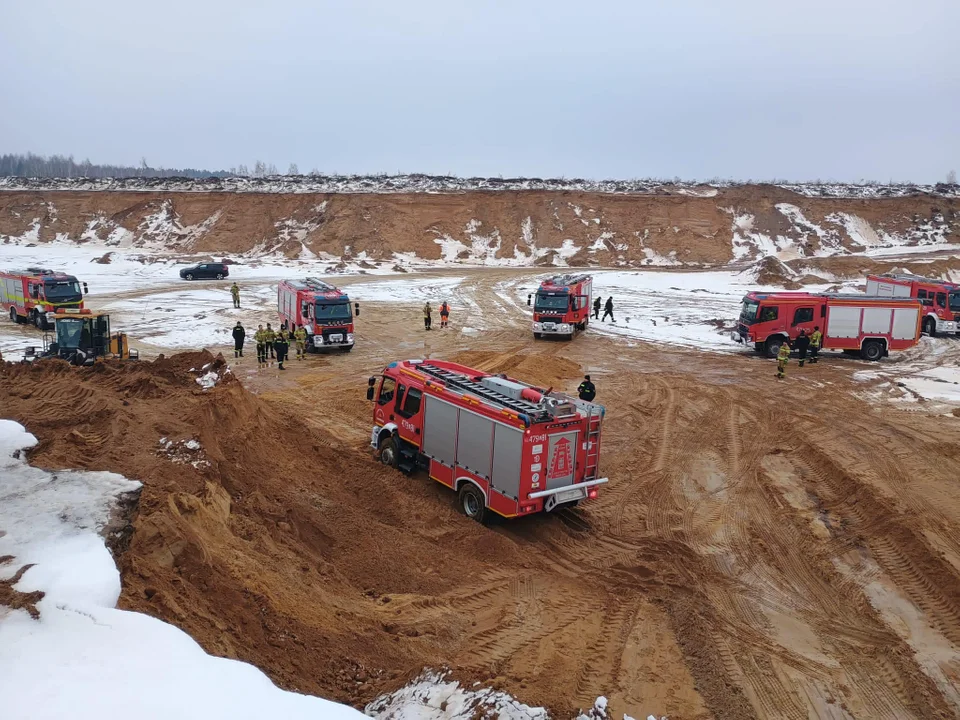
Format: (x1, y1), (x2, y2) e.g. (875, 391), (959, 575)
(347, 333), (354, 343)
(314, 336), (323, 347)
(559, 324), (571, 333)
(532, 322), (542, 331)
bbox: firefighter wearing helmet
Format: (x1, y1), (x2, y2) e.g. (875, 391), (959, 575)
(776, 340), (791, 380)
(809, 326), (822, 364)
(294, 324), (308, 360)
(254, 324), (268, 368)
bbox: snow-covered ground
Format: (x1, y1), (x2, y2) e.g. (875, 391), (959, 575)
(0, 419), (370, 720)
(850, 337), (960, 409)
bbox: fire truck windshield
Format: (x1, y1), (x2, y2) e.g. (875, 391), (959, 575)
(534, 293), (569, 312)
(43, 279), (82, 303)
(950, 292), (960, 312)
(739, 300), (760, 324)
(314, 302), (351, 321)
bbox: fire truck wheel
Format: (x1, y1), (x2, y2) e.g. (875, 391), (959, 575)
(379, 437), (399, 468)
(9, 307), (20, 324)
(923, 317), (937, 337)
(33, 311), (45, 330)
(861, 339), (884, 362)
(458, 484), (487, 523)
(764, 336), (784, 359)
(534, 332), (542, 339)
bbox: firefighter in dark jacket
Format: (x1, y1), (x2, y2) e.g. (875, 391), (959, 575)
(232, 321), (245, 360)
(602, 297), (614, 322)
(577, 375), (597, 401)
(593, 297), (601, 319)
(265, 323), (276, 359)
(795, 329), (811, 367)
(274, 331), (290, 370)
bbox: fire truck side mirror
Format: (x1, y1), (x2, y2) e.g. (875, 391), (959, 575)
(366, 376), (376, 401)
(83, 282), (89, 294)
(355, 302), (360, 317)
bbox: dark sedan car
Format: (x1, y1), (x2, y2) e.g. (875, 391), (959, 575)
(179, 263), (229, 280)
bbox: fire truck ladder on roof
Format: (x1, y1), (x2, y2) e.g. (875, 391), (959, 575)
(418, 363), (545, 418)
(583, 406), (602, 482)
(302, 277), (339, 292)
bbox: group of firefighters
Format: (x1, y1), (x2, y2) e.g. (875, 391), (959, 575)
(230, 320), (308, 370)
(423, 301), (451, 330)
(776, 327), (822, 380)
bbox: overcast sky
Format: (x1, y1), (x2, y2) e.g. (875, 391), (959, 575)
(1, 0), (957, 182)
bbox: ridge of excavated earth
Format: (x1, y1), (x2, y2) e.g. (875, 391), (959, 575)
(1, 187), (957, 271)
(3, 286), (960, 720)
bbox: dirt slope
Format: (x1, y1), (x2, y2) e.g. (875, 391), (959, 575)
(3, 281), (960, 720)
(1, 187), (956, 268)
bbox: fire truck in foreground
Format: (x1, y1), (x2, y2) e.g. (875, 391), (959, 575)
(278, 278), (358, 352)
(367, 359), (607, 522)
(733, 291), (922, 361)
(866, 273), (960, 336)
(532, 273), (593, 339)
(1, 267), (88, 330)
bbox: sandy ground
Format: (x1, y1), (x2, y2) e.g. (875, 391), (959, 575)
(3, 266), (960, 720)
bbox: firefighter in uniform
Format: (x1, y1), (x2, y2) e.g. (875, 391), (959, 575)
(254, 324), (268, 368)
(230, 282), (240, 308)
(809, 326), (822, 364)
(776, 340), (791, 380)
(232, 321), (245, 360)
(577, 375), (597, 401)
(274, 329), (289, 370)
(423, 302), (432, 330)
(795, 329), (810, 367)
(593, 297), (601, 319)
(439, 301), (450, 329)
(294, 324), (307, 360)
(265, 323), (276, 360)
(602, 296), (614, 322)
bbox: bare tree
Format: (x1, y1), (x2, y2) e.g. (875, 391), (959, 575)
(252, 160), (266, 177)
(266, 162), (278, 176)
(948, 169), (957, 185)
(288, 162), (299, 176)
(236, 164), (249, 177)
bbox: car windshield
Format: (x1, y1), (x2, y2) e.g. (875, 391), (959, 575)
(950, 292), (960, 312)
(43, 280), (82, 303)
(535, 293), (569, 311)
(740, 300), (760, 324)
(315, 302), (351, 321)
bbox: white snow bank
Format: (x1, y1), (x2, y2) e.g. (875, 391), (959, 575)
(896, 366), (960, 403)
(0, 419), (366, 720)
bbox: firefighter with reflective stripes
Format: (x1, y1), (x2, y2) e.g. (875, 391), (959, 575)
(265, 323), (276, 360)
(294, 324), (307, 360)
(254, 324), (268, 368)
(776, 340), (791, 380)
(809, 326), (822, 364)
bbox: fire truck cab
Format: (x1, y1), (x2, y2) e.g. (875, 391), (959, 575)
(532, 273), (593, 340)
(278, 278), (358, 352)
(1, 267), (88, 330)
(733, 291), (922, 361)
(367, 359), (607, 522)
(866, 273), (960, 336)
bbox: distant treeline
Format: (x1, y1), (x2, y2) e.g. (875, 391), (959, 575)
(0, 153), (232, 179)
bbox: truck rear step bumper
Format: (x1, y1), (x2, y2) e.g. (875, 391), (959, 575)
(527, 477), (609, 500)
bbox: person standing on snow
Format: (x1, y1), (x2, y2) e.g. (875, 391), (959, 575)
(593, 297), (601, 319)
(439, 301), (450, 329)
(602, 296), (615, 322)
(776, 340), (791, 380)
(274, 331), (290, 370)
(809, 326), (822, 364)
(232, 321), (245, 360)
(294, 324), (308, 360)
(577, 375), (597, 401)
(423, 302), (433, 331)
(795, 329), (811, 367)
(230, 283), (241, 309)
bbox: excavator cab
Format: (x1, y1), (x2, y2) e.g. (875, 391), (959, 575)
(26, 312), (138, 365)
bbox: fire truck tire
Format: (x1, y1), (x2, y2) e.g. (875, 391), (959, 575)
(861, 339), (884, 362)
(764, 336), (784, 359)
(33, 310), (46, 330)
(923, 317), (937, 337)
(534, 332), (542, 339)
(9, 307), (20, 324)
(458, 484), (487, 523)
(379, 437), (399, 468)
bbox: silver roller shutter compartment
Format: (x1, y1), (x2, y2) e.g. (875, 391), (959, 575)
(456, 410), (494, 479)
(422, 395), (459, 467)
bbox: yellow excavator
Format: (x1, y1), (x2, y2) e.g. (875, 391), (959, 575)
(24, 310), (139, 365)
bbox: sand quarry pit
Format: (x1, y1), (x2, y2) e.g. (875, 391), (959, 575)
(3, 298), (960, 720)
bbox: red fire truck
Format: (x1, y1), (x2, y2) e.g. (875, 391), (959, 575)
(1, 267), (88, 330)
(366, 359), (607, 522)
(277, 278), (357, 352)
(732, 291), (922, 361)
(532, 273), (593, 340)
(866, 273), (960, 336)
